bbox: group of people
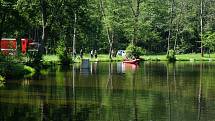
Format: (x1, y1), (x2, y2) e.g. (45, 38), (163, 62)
(90, 50), (97, 59)
(73, 49), (97, 59)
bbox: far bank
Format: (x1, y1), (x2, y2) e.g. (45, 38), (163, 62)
(43, 53), (215, 64)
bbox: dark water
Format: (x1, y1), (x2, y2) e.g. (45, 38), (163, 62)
(1, 62), (215, 121)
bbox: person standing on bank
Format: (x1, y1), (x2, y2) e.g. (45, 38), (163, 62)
(90, 50), (94, 58)
(80, 49), (83, 58)
(94, 50), (97, 59)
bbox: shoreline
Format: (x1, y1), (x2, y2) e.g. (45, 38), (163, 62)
(43, 53), (215, 65)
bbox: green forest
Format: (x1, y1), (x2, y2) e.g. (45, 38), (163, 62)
(1, 0), (215, 57)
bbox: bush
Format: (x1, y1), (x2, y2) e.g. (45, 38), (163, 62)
(125, 44), (144, 58)
(24, 65), (36, 77)
(0, 53), (36, 79)
(59, 52), (71, 65)
(0, 62), (35, 79)
(56, 40), (65, 57)
(56, 40), (71, 65)
(0, 53), (6, 62)
(0, 75), (4, 81)
(0, 75), (5, 87)
(167, 49), (176, 62)
(42, 55), (60, 66)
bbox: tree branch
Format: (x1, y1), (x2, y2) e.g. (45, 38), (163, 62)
(126, 0), (136, 17)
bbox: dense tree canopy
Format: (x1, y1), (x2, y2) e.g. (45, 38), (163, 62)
(0, 0), (215, 55)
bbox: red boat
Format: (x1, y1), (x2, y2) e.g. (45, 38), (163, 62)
(123, 59), (140, 64)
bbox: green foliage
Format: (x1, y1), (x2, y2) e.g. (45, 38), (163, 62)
(126, 44), (144, 58)
(0, 75), (4, 81)
(0, 75), (5, 87)
(42, 55), (60, 65)
(60, 52), (71, 65)
(1, 62), (24, 78)
(203, 32), (215, 52)
(0, 56), (35, 78)
(56, 40), (66, 57)
(167, 50), (176, 62)
(24, 65), (36, 77)
(1, 0), (215, 56)
(0, 53), (6, 62)
(56, 40), (71, 65)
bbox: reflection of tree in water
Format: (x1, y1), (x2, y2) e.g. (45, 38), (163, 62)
(132, 65), (138, 121)
(0, 104), (39, 121)
(106, 63), (113, 90)
(40, 103), (94, 121)
(167, 63), (172, 121)
(2, 63), (215, 121)
(197, 63), (203, 121)
(150, 63), (174, 121)
(14, 65), (95, 121)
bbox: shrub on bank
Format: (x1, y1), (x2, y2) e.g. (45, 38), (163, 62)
(56, 40), (72, 65)
(0, 61), (35, 79)
(24, 65), (36, 77)
(0, 55), (35, 79)
(0, 75), (5, 87)
(126, 44), (145, 58)
(0, 75), (4, 81)
(167, 50), (176, 62)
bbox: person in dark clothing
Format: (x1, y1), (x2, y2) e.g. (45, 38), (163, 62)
(90, 50), (94, 58)
(80, 49), (83, 58)
(94, 50), (97, 59)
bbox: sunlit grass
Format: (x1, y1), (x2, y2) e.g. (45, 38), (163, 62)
(80, 54), (124, 62)
(141, 55), (167, 61)
(43, 55), (60, 62)
(141, 53), (215, 61)
(43, 53), (215, 63)
(43, 54), (124, 63)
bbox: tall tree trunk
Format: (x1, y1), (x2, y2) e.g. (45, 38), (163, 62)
(99, 0), (113, 60)
(39, 0), (46, 55)
(200, 0), (204, 57)
(132, 0), (140, 45)
(167, 0), (174, 55)
(73, 12), (77, 59)
(109, 32), (113, 60)
(174, 20), (179, 51)
(174, 2), (183, 52)
(127, 0), (141, 45)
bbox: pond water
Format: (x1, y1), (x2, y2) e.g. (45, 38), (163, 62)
(1, 62), (215, 121)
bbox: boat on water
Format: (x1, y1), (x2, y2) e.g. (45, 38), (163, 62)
(123, 59), (140, 64)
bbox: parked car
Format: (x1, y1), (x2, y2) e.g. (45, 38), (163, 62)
(117, 50), (126, 56)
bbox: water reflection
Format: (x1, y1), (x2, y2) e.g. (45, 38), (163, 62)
(117, 62), (138, 74)
(1, 62), (215, 120)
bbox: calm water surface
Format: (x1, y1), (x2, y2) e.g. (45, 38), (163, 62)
(1, 62), (215, 121)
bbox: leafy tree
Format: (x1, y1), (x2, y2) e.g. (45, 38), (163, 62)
(0, 0), (215, 58)
(203, 32), (215, 55)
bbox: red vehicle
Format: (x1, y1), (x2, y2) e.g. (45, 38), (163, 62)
(0, 38), (17, 55)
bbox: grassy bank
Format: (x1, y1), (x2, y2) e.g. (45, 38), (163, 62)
(142, 53), (215, 61)
(43, 53), (215, 64)
(77, 54), (124, 62)
(43, 54), (124, 64)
